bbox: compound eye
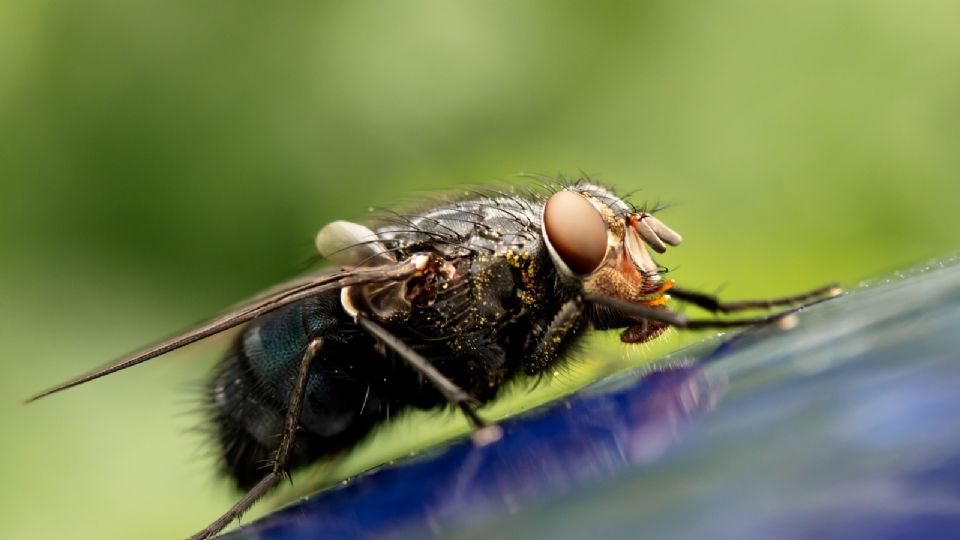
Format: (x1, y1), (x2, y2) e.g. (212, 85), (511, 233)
(543, 191), (608, 275)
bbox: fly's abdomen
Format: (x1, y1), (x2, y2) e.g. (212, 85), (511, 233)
(207, 290), (387, 489)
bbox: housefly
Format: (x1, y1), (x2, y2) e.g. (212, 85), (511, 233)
(27, 179), (840, 539)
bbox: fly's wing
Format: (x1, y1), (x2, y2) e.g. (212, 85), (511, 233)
(25, 256), (428, 403)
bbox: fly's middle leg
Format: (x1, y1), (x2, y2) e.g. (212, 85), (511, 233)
(356, 314), (503, 444)
(527, 299), (584, 372)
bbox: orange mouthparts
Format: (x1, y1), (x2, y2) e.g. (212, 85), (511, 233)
(638, 279), (676, 306)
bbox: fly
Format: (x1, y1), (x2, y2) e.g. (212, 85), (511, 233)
(26, 179), (841, 539)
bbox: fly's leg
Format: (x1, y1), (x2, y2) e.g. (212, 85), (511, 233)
(669, 283), (842, 313)
(356, 315), (483, 427)
(189, 338), (324, 540)
(584, 294), (817, 330)
(528, 300), (584, 372)
(356, 315), (502, 444)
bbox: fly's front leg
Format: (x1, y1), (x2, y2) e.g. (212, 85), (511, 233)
(356, 315), (502, 445)
(585, 293), (829, 330)
(669, 283), (842, 313)
(533, 298), (667, 349)
(527, 299), (584, 373)
(189, 338), (324, 540)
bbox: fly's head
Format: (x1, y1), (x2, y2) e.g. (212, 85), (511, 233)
(541, 184), (682, 309)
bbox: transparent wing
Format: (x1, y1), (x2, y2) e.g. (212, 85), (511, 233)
(26, 257), (428, 403)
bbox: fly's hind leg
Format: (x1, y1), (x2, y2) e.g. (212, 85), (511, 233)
(189, 338), (324, 540)
(356, 315), (502, 445)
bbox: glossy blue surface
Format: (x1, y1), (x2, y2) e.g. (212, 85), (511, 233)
(226, 259), (960, 540)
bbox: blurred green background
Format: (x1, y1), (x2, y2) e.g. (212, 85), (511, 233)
(2, 1), (958, 539)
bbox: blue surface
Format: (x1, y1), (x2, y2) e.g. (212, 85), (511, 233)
(226, 258), (960, 540)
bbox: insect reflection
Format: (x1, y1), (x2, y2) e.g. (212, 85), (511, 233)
(27, 179), (839, 539)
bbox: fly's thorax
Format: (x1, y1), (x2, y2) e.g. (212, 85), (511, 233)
(375, 195), (542, 260)
(343, 194), (548, 321)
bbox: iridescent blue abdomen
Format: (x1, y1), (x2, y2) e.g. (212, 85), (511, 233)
(207, 289), (392, 489)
